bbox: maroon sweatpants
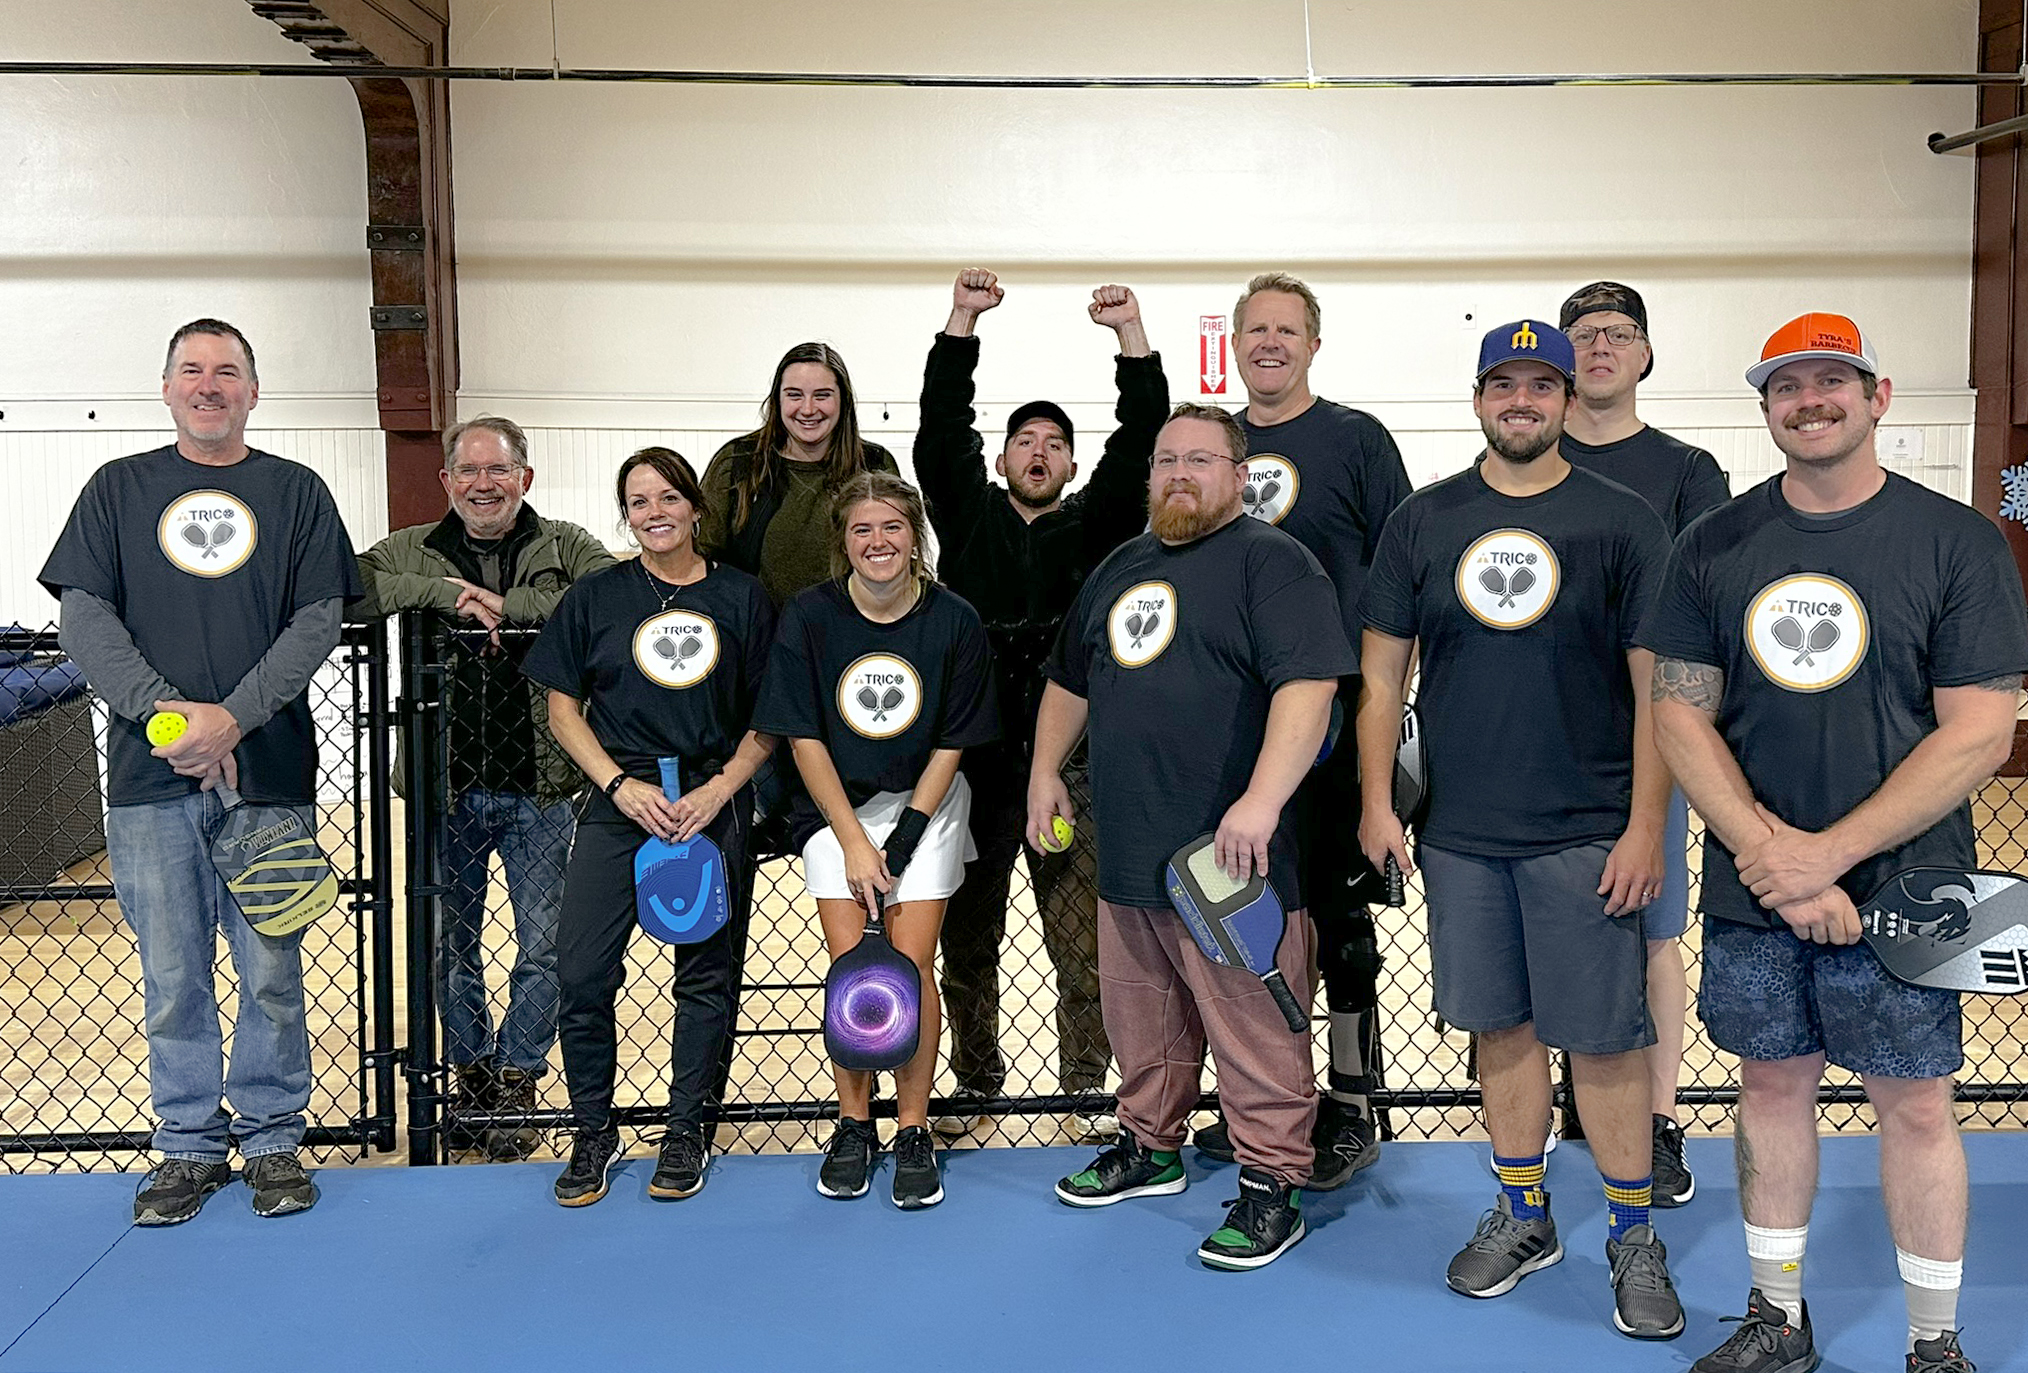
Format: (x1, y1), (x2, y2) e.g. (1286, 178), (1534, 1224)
(1098, 900), (1317, 1186)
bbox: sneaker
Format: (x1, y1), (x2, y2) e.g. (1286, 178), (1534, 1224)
(1607, 1224), (1685, 1339)
(132, 1158), (232, 1226)
(1192, 1112), (1235, 1163)
(244, 1152), (319, 1218)
(647, 1128), (710, 1201)
(1447, 1192), (1564, 1298)
(445, 1061), (498, 1151)
(1070, 1109), (1120, 1145)
(890, 1125), (944, 1210)
(817, 1117), (878, 1200)
(1308, 1098), (1381, 1190)
(1689, 1289), (1818, 1373)
(1197, 1166), (1306, 1271)
(1485, 1122), (1560, 1176)
(931, 1087), (990, 1140)
(1908, 1330), (1976, 1373)
(1652, 1114), (1695, 1207)
(553, 1128), (621, 1207)
(487, 1066), (542, 1163)
(1055, 1129), (1188, 1207)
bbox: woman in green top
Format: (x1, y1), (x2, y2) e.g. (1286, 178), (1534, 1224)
(699, 342), (898, 608)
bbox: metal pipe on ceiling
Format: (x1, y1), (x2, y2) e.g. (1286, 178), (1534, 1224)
(1930, 112), (2028, 153)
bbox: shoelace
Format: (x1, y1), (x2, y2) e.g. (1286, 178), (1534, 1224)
(647, 1130), (704, 1169)
(1465, 1206), (1530, 1252)
(1608, 1237), (1672, 1293)
(895, 1130), (935, 1171)
(568, 1133), (616, 1178)
(1712, 1310), (1787, 1357)
(1218, 1192), (1268, 1239)
(1912, 1330), (1974, 1373)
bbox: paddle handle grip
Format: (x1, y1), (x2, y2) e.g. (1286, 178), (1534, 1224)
(658, 756), (682, 802)
(1263, 969), (1308, 1034)
(1384, 854), (1405, 908)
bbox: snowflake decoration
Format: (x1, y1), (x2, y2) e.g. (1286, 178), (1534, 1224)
(2002, 462), (2028, 525)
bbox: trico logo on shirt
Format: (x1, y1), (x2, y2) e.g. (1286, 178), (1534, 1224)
(837, 652), (923, 739)
(631, 611), (721, 689)
(1240, 455), (1299, 526)
(1744, 573), (1869, 693)
(158, 490), (257, 577)
(1107, 580), (1178, 668)
(1454, 529), (1560, 630)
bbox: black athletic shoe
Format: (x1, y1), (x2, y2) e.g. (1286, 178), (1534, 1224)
(647, 1128), (710, 1200)
(818, 1117), (878, 1200)
(1607, 1224), (1685, 1339)
(1690, 1289), (1819, 1373)
(245, 1152), (318, 1218)
(553, 1128), (621, 1207)
(1447, 1192), (1563, 1298)
(890, 1125), (944, 1210)
(1055, 1129), (1188, 1207)
(1192, 1112), (1235, 1163)
(1307, 1099), (1381, 1190)
(1651, 1114), (1695, 1207)
(1197, 1166), (1305, 1271)
(1908, 1330), (1975, 1373)
(133, 1159), (232, 1227)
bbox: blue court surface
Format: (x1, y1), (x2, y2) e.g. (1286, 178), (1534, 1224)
(2, 1134), (2024, 1372)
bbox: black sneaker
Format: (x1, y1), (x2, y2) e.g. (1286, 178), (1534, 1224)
(1197, 1166), (1305, 1270)
(487, 1066), (542, 1163)
(1607, 1224), (1685, 1339)
(445, 1061), (498, 1151)
(1908, 1330), (1975, 1373)
(553, 1128), (621, 1207)
(1308, 1098), (1381, 1190)
(132, 1159), (232, 1226)
(1447, 1192), (1563, 1297)
(818, 1117), (878, 1200)
(245, 1152), (318, 1218)
(1690, 1288), (1818, 1373)
(890, 1125), (944, 1210)
(1192, 1112), (1235, 1163)
(1055, 1129), (1188, 1207)
(1652, 1114), (1695, 1207)
(647, 1128), (710, 1200)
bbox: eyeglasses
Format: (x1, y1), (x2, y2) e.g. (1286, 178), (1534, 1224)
(449, 464), (522, 484)
(1566, 324), (1645, 348)
(1150, 451), (1239, 471)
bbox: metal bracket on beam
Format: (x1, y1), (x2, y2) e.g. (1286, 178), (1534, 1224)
(370, 305), (429, 331)
(367, 224), (425, 251)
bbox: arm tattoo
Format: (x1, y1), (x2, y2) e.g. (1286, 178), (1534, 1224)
(1971, 672), (2023, 693)
(1652, 657), (1724, 713)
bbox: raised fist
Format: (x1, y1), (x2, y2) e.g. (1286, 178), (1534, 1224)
(1089, 284), (1141, 330)
(953, 268), (1005, 316)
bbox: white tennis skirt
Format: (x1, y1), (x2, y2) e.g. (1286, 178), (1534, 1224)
(801, 774), (977, 904)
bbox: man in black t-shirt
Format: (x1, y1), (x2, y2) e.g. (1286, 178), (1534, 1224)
(1556, 280), (1731, 1208)
(1642, 315), (2027, 1373)
(914, 269), (1163, 1140)
(1360, 322), (1682, 1337)
(1200, 272), (1413, 1186)
(1034, 403), (1354, 1272)
(39, 320), (362, 1224)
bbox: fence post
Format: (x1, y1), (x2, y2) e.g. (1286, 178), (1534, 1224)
(355, 621), (401, 1153)
(400, 611), (447, 1163)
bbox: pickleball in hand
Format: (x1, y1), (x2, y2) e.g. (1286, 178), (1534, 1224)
(147, 711), (189, 748)
(1037, 814), (1074, 854)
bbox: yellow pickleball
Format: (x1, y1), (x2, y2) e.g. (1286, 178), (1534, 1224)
(1037, 814), (1074, 854)
(147, 711), (188, 748)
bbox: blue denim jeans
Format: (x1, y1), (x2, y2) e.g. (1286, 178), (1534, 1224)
(438, 788), (573, 1072)
(106, 792), (312, 1162)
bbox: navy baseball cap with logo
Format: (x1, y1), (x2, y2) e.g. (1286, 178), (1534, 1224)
(1005, 400), (1075, 450)
(1476, 319), (1576, 383)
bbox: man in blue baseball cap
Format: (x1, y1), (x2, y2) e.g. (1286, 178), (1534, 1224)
(1356, 320), (1681, 1336)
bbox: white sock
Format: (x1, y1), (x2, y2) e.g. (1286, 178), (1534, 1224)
(1896, 1248), (1962, 1353)
(1744, 1222), (1808, 1324)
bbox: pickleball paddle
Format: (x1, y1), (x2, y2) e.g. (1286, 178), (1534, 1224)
(1165, 832), (1308, 1033)
(633, 757), (731, 945)
(1855, 867), (2028, 993)
(823, 827), (924, 1073)
(209, 781), (340, 936)
(1385, 701), (1428, 907)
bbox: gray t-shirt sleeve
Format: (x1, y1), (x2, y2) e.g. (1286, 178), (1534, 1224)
(219, 597), (344, 735)
(57, 586), (177, 724)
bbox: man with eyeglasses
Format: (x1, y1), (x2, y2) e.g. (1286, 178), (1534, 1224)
(1034, 403), (1354, 1270)
(354, 415), (614, 1159)
(1558, 281), (1731, 1210)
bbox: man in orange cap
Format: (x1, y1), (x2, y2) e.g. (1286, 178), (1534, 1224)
(1642, 313), (2028, 1373)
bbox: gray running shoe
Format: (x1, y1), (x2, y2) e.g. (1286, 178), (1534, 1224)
(1607, 1224), (1685, 1339)
(133, 1159), (232, 1226)
(245, 1152), (318, 1218)
(1446, 1191), (1563, 1298)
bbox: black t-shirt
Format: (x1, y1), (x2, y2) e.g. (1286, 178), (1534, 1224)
(752, 580), (1000, 809)
(522, 559), (775, 785)
(38, 445), (361, 806)
(1561, 426), (1730, 537)
(1236, 398), (1413, 664)
(1046, 515), (1356, 908)
(1637, 473), (2028, 928)
(1365, 461), (1669, 857)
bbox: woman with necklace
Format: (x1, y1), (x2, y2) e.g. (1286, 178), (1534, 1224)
(753, 471), (998, 1211)
(523, 446), (776, 1208)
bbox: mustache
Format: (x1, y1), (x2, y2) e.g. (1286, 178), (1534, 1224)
(1786, 405), (1845, 427)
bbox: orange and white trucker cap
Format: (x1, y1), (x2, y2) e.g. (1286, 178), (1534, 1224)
(1746, 313), (1878, 390)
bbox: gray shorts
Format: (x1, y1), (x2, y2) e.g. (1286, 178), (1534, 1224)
(1420, 840), (1655, 1056)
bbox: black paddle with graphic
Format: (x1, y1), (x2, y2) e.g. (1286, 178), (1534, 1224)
(1855, 867), (2028, 992)
(1385, 702), (1428, 906)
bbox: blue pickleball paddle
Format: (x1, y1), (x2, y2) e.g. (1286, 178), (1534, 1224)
(633, 757), (731, 945)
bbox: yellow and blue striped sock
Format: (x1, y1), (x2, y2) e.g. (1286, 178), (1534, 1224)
(1493, 1153), (1547, 1221)
(1603, 1173), (1652, 1242)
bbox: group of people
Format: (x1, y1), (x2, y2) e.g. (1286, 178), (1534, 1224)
(38, 266), (2025, 1373)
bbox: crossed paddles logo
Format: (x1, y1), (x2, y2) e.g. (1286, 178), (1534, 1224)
(1744, 573), (1868, 693)
(1239, 455), (1299, 526)
(631, 611), (721, 689)
(837, 652), (923, 739)
(1455, 529), (1560, 630)
(158, 490), (257, 577)
(1107, 580), (1177, 668)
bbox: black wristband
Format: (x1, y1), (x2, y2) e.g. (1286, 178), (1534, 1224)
(882, 806), (933, 877)
(603, 771), (629, 799)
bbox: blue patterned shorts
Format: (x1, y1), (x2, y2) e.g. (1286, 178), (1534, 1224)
(1698, 915), (1962, 1079)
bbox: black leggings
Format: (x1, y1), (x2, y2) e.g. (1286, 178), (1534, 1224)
(1297, 732), (1385, 1016)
